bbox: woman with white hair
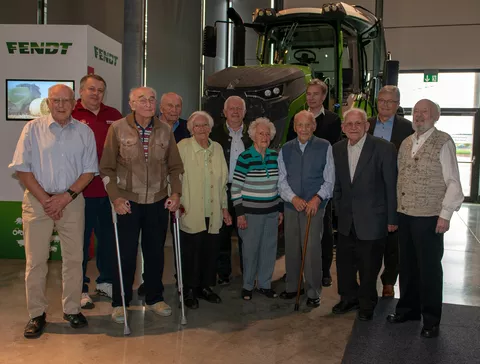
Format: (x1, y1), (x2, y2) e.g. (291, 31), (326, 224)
(177, 111), (232, 309)
(231, 118), (284, 300)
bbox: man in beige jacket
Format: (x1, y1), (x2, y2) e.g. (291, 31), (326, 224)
(100, 86), (184, 324)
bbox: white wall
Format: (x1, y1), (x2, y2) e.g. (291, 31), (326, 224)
(0, 24), (122, 202)
(0, 25), (88, 201)
(384, 0), (480, 70)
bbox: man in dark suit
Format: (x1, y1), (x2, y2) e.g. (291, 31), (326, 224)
(211, 96), (253, 285)
(287, 79), (341, 287)
(332, 108), (398, 321)
(159, 92), (190, 142)
(368, 86), (413, 298)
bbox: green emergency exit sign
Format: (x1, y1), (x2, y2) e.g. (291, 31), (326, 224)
(424, 72), (438, 82)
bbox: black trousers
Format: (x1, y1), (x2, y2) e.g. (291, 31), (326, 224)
(181, 218), (221, 290)
(113, 199), (168, 307)
(396, 213), (444, 328)
(380, 230), (399, 285)
(217, 185), (243, 279)
(321, 200), (334, 278)
(336, 225), (385, 312)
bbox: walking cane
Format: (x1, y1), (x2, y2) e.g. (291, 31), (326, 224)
(104, 178), (131, 335)
(166, 201), (187, 325)
(294, 213), (312, 311)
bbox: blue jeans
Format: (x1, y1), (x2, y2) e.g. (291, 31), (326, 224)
(82, 197), (115, 293)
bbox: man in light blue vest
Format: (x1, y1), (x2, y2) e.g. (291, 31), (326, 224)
(278, 110), (335, 307)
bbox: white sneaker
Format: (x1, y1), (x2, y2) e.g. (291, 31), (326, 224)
(81, 293), (95, 309)
(96, 283), (113, 298)
(146, 301), (172, 317)
(111, 306), (126, 324)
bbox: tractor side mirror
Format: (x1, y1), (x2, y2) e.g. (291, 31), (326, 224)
(203, 25), (217, 58)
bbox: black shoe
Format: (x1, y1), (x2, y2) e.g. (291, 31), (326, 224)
(322, 277), (333, 287)
(256, 288), (278, 298)
(306, 297), (321, 308)
(332, 300), (360, 314)
(197, 287), (222, 303)
(137, 283), (145, 296)
(183, 289), (199, 309)
(358, 310), (373, 321)
(217, 277), (230, 286)
(242, 289), (253, 300)
(24, 313), (47, 339)
(63, 312), (88, 328)
(421, 325), (439, 338)
(279, 289), (304, 299)
(386, 313), (421, 324)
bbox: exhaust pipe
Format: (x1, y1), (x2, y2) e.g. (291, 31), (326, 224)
(227, 8), (245, 66)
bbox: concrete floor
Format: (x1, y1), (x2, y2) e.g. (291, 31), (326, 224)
(1, 204), (479, 364)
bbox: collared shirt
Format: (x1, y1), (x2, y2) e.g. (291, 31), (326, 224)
(9, 114), (98, 194)
(308, 107), (325, 119)
(227, 124), (245, 183)
(72, 99), (122, 197)
(411, 127), (464, 220)
(347, 133), (367, 181)
(277, 138), (335, 202)
(172, 120), (180, 132)
(135, 119), (154, 161)
(373, 115), (394, 141)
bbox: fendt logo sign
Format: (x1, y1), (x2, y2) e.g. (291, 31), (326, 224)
(6, 42), (73, 55)
(94, 46), (118, 66)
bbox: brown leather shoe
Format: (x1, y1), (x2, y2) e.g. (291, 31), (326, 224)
(382, 285), (395, 297)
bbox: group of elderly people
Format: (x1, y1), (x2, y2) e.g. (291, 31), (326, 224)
(12, 77), (461, 341)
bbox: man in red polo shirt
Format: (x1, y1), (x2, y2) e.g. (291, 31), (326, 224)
(72, 74), (122, 309)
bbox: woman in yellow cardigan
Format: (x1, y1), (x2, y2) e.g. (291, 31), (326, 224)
(177, 111), (233, 309)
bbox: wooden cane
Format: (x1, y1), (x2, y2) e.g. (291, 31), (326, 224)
(294, 213), (312, 311)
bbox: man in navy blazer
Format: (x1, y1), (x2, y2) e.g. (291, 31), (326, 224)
(332, 108), (398, 321)
(159, 92), (190, 142)
(368, 86), (413, 298)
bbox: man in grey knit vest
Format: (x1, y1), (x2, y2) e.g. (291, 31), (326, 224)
(387, 99), (464, 338)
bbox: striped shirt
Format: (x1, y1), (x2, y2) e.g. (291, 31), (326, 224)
(135, 120), (153, 161)
(231, 145), (283, 216)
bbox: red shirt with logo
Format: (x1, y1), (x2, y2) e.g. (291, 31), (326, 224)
(72, 99), (122, 198)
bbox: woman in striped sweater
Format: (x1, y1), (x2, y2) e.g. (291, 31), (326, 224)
(231, 118), (284, 300)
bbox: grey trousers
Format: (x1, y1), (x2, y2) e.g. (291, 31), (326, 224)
(284, 208), (325, 299)
(238, 212), (279, 290)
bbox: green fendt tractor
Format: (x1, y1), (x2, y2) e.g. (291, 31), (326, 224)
(202, 2), (399, 147)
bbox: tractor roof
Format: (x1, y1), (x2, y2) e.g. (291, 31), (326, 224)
(270, 2), (377, 34)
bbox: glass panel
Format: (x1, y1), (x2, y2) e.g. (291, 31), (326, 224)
(398, 72), (479, 109)
(264, 23), (336, 82)
(404, 114), (473, 197)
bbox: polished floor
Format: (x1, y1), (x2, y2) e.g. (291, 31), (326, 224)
(1, 204), (479, 364)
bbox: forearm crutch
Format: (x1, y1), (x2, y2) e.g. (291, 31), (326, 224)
(110, 203), (131, 335)
(103, 177), (131, 335)
(167, 202), (187, 325)
(295, 213), (312, 311)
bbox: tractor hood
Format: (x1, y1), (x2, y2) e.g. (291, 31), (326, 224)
(206, 65), (306, 89)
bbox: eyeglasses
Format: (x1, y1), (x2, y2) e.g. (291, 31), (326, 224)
(343, 121), (366, 129)
(48, 98), (74, 106)
(378, 98), (399, 106)
(135, 97), (157, 106)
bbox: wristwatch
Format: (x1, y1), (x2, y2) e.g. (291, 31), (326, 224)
(67, 189), (78, 200)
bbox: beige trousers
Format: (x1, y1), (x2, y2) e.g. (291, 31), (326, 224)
(22, 191), (85, 318)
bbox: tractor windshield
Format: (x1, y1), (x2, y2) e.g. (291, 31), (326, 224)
(264, 23), (338, 85)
